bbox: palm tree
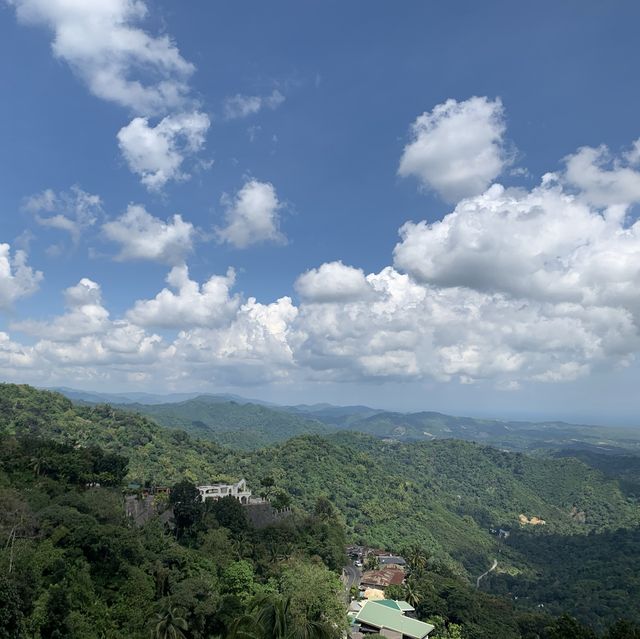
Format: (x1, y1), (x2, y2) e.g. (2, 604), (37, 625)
(30, 454), (45, 476)
(404, 580), (421, 609)
(405, 545), (428, 575)
(250, 593), (292, 639)
(289, 609), (335, 639)
(152, 605), (188, 639)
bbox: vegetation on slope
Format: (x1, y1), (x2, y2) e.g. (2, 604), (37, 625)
(2, 383), (640, 632)
(114, 397), (332, 450)
(0, 384), (235, 485)
(0, 434), (348, 639)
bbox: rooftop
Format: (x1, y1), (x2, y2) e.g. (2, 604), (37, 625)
(371, 600), (415, 613)
(354, 601), (434, 639)
(361, 567), (405, 588)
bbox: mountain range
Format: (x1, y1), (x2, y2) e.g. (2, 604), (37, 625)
(53, 387), (640, 455)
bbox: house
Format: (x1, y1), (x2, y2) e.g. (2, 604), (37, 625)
(197, 479), (252, 503)
(378, 555), (407, 569)
(360, 567), (405, 589)
(352, 600), (434, 639)
(371, 600), (415, 614)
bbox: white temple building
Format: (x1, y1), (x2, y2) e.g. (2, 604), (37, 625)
(197, 479), (253, 504)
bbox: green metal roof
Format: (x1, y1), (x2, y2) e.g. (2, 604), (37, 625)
(355, 601), (434, 638)
(370, 600), (415, 613)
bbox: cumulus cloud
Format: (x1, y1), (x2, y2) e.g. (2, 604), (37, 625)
(290, 266), (638, 384)
(7, 0), (194, 114)
(394, 182), (640, 313)
(117, 111), (210, 190)
(295, 261), (371, 303)
(216, 180), (285, 248)
(0, 244), (42, 309)
(23, 185), (102, 243)
(4, 128), (640, 391)
(173, 296), (298, 384)
(13, 278), (109, 341)
(563, 140), (640, 207)
(398, 96), (510, 202)
(224, 89), (285, 120)
(127, 264), (240, 328)
(102, 204), (194, 264)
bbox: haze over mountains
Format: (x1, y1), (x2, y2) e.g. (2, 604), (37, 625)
(52, 387), (640, 455)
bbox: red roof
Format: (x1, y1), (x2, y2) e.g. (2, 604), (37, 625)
(360, 567), (405, 588)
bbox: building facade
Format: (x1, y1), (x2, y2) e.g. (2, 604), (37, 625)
(197, 479), (252, 503)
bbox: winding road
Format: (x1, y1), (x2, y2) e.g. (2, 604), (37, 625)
(476, 559), (498, 589)
(343, 564), (362, 603)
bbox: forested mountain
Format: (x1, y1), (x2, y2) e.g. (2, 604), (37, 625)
(309, 408), (640, 455)
(110, 396), (333, 450)
(2, 383), (640, 634)
(56, 386), (640, 455)
(0, 434), (349, 639)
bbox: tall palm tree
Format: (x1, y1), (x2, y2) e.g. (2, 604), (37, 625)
(289, 609), (335, 639)
(405, 545), (428, 575)
(152, 606), (188, 639)
(404, 580), (422, 609)
(251, 593), (292, 639)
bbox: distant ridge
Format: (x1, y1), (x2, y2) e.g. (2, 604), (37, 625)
(49, 386), (276, 407)
(51, 386), (640, 454)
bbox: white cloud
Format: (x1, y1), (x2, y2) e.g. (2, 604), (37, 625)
(102, 204), (194, 264)
(3, 132), (640, 391)
(398, 96), (510, 202)
(224, 89), (285, 120)
(127, 264), (240, 328)
(216, 180), (285, 249)
(13, 278), (109, 341)
(0, 244), (42, 309)
(295, 261), (371, 303)
(563, 140), (640, 207)
(117, 111), (210, 190)
(7, 0), (194, 115)
(173, 296), (298, 384)
(393, 182), (640, 315)
(23, 186), (102, 243)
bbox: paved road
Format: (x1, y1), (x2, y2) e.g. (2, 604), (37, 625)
(476, 559), (498, 589)
(344, 564), (362, 599)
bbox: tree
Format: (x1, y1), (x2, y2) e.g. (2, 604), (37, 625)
(0, 576), (22, 639)
(314, 497), (336, 522)
(545, 615), (597, 639)
(404, 580), (422, 609)
(221, 560), (257, 604)
(405, 545), (429, 575)
(251, 593), (292, 639)
(604, 619), (640, 639)
(384, 584), (405, 601)
(211, 495), (249, 534)
(260, 476), (277, 500)
(278, 559), (346, 639)
(170, 480), (203, 541)
(427, 616), (465, 639)
(152, 606), (188, 639)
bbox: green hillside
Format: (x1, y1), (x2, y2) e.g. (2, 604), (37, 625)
(0, 384), (235, 485)
(110, 397), (333, 450)
(2, 383), (640, 631)
(328, 409), (640, 454)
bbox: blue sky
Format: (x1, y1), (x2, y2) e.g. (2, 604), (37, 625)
(1, 0), (640, 424)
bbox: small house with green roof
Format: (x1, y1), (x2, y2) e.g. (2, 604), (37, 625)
(352, 600), (434, 639)
(370, 600), (415, 614)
